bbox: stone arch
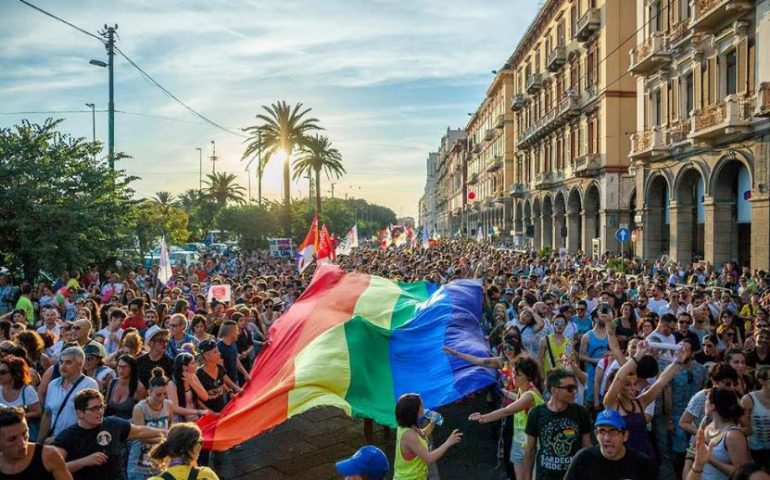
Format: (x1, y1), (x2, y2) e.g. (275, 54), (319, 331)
(542, 194), (554, 249)
(644, 173), (670, 259)
(708, 153), (753, 267)
(583, 183), (601, 253)
(671, 167), (706, 263)
(567, 187), (583, 252)
(553, 191), (567, 249)
(533, 197), (542, 250)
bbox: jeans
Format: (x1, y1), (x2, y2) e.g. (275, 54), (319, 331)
(652, 415), (676, 480)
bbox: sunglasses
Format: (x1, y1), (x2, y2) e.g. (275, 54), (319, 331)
(0, 369), (10, 375)
(83, 404), (106, 413)
(554, 384), (578, 393)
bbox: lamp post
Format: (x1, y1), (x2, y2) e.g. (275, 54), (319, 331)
(195, 147), (203, 192)
(91, 24), (116, 170)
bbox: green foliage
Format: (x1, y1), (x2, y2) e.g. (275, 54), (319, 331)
(537, 246), (553, 259)
(607, 257), (632, 274)
(0, 118), (136, 279)
(202, 172), (247, 208)
(292, 134), (345, 214)
(215, 204), (277, 251)
(133, 201), (189, 257)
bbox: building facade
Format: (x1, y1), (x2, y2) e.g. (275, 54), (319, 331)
(434, 128), (466, 238)
(629, 0), (770, 269)
(420, 153), (439, 233)
(466, 69), (517, 242)
(509, 0), (637, 254)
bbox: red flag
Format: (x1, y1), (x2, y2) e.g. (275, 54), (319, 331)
(297, 214), (319, 273)
(317, 224), (336, 263)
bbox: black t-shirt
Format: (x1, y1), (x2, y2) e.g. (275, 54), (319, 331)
(217, 340), (239, 383)
(235, 329), (253, 354)
(673, 330), (701, 351)
(693, 350), (718, 366)
(564, 445), (658, 480)
(54, 416), (132, 480)
(746, 348), (770, 368)
(196, 365), (228, 413)
(136, 353), (174, 388)
(525, 403), (592, 480)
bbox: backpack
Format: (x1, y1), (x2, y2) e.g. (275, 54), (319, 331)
(160, 467), (200, 480)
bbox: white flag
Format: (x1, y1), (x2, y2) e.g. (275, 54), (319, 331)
(336, 225), (359, 257)
(476, 227), (484, 243)
(158, 237), (172, 285)
(421, 225), (430, 249)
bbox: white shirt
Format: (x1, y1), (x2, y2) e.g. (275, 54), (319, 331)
(45, 375), (98, 437)
(96, 327), (124, 355)
(0, 385), (39, 409)
(647, 297), (668, 314)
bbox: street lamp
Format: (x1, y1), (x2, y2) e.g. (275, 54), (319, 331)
(89, 58), (114, 171)
(195, 147), (203, 192)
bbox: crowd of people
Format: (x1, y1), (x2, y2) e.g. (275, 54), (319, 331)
(0, 241), (769, 480)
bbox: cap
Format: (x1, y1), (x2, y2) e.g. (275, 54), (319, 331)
(198, 339), (218, 353)
(595, 408), (626, 430)
(83, 342), (107, 358)
(335, 446), (389, 479)
(144, 325), (168, 344)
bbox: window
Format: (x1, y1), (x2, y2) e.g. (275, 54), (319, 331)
(570, 58), (580, 93)
(653, 88), (662, 126)
(570, 126), (577, 162)
(725, 49), (737, 97)
(571, 5), (578, 38)
(557, 21), (566, 47)
(588, 118), (595, 154)
(684, 73), (694, 118)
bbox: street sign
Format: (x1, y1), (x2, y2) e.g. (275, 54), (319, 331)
(615, 227), (630, 243)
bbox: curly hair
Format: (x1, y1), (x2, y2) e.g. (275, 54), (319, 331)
(0, 355), (32, 389)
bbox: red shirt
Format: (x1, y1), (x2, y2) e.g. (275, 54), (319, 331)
(121, 315), (147, 330)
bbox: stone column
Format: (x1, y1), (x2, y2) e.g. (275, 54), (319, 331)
(751, 196), (770, 271)
(553, 209), (566, 250)
(542, 210), (553, 249)
(703, 198), (735, 267)
(567, 210), (581, 253)
(669, 200), (694, 264)
(582, 210), (598, 256)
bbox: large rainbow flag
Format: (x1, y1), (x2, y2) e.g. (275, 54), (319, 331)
(198, 264), (496, 451)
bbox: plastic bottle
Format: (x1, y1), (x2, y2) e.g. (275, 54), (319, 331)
(423, 409), (444, 426)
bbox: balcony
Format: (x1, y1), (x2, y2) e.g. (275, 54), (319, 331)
(516, 108), (558, 148)
(467, 172), (479, 185)
(572, 153), (601, 177)
(574, 8), (601, 42)
(495, 114), (505, 129)
(472, 143), (482, 154)
(629, 32), (670, 76)
(526, 73), (543, 94)
(484, 197), (495, 208)
(547, 46), (567, 72)
(757, 83), (770, 117)
(557, 92), (581, 119)
(484, 129), (495, 141)
(669, 120), (692, 144)
(510, 183), (527, 197)
(690, 0), (753, 33)
(629, 127), (669, 160)
(583, 84), (599, 105)
(669, 20), (691, 47)
(690, 96), (753, 141)
(485, 155), (503, 173)
(534, 172), (555, 190)
(511, 94), (526, 111)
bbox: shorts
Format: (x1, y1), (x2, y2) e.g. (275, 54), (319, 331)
(509, 441), (526, 465)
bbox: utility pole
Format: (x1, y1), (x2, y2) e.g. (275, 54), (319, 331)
(330, 182), (336, 199)
(257, 130), (262, 205)
(307, 171), (313, 208)
(97, 25), (117, 171)
(195, 147), (202, 192)
(210, 140), (218, 174)
(85, 103), (96, 159)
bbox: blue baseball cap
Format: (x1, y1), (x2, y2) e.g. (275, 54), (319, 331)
(595, 409), (626, 430)
(335, 445), (389, 479)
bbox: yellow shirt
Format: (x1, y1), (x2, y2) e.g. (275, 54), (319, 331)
(148, 465), (219, 480)
(394, 426), (429, 480)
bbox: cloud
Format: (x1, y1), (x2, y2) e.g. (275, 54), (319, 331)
(0, 0), (540, 220)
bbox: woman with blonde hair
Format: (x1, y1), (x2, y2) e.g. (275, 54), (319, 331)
(147, 423), (219, 480)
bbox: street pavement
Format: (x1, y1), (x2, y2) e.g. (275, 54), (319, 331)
(216, 389), (500, 479)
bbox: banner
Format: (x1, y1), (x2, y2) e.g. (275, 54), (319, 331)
(268, 238), (294, 258)
(297, 214), (319, 273)
(336, 225), (359, 257)
(207, 284), (232, 304)
(158, 237), (172, 285)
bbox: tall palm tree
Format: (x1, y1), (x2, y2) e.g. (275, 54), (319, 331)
(152, 191), (176, 209)
(241, 101), (322, 208)
(293, 135), (345, 215)
(176, 189), (201, 214)
(202, 172), (246, 208)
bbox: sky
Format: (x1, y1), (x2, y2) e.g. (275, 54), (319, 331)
(0, 0), (541, 220)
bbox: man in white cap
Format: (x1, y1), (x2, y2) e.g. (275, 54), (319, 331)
(136, 326), (173, 388)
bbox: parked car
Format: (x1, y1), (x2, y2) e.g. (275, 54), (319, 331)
(184, 242), (207, 253)
(208, 243), (229, 256)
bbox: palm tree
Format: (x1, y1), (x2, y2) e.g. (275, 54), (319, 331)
(152, 191), (176, 209)
(202, 172), (247, 208)
(241, 101), (322, 208)
(176, 189), (201, 214)
(293, 135), (345, 214)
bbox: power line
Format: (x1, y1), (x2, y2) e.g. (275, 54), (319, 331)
(18, 0), (104, 43)
(114, 46), (248, 138)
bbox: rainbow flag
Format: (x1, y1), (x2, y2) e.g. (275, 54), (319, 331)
(198, 264), (495, 451)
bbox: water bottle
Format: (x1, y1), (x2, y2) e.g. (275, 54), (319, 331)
(423, 409), (444, 426)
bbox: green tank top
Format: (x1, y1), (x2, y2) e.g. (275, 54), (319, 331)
(394, 426), (429, 480)
(513, 388), (544, 449)
(543, 333), (567, 374)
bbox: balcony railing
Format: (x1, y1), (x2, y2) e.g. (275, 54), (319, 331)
(472, 143), (482, 153)
(547, 46), (567, 72)
(758, 83), (770, 117)
(485, 155), (503, 173)
(495, 113), (505, 129)
(669, 120), (692, 144)
(575, 8), (601, 42)
(584, 84), (598, 104)
(630, 127), (668, 159)
(510, 183), (527, 197)
(526, 73), (543, 93)
(467, 172), (479, 185)
(557, 92), (581, 119)
(516, 108), (558, 148)
(511, 94), (526, 111)
(534, 172), (553, 189)
(690, 96), (753, 140)
(484, 129), (495, 141)
(669, 20), (691, 47)
(690, 0), (753, 33)
(629, 32), (670, 76)
(572, 153), (601, 177)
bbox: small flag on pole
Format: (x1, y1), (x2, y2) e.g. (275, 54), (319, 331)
(421, 225), (430, 249)
(297, 214), (319, 273)
(336, 225), (359, 257)
(158, 237), (172, 285)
